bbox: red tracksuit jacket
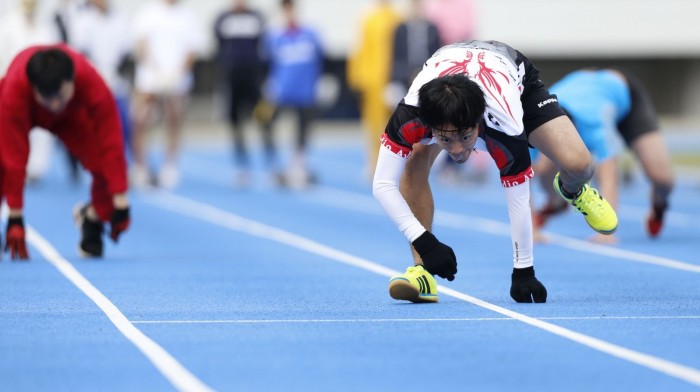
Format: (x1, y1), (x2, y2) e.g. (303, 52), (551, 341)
(0, 44), (128, 221)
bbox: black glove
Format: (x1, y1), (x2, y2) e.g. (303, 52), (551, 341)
(5, 217), (29, 260)
(510, 266), (547, 303)
(411, 231), (457, 281)
(109, 207), (130, 243)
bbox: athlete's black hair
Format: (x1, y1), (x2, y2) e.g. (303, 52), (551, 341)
(418, 74), (485, 132)
(25, 48), (75, 97)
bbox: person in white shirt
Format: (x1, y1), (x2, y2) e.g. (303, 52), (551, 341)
(71, 0), (132, 158)
(130, 0), (205, 189)
(0, 0), (59, 184)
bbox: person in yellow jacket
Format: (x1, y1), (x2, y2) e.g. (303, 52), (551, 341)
(347, 0), (401, 177)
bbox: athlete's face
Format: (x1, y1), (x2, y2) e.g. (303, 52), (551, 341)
(33, 81), (75, 113)
(434, 125), (479, 164)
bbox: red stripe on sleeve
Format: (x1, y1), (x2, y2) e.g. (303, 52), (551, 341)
(500, 166), (534, 188)
(380, 133), (412, 158)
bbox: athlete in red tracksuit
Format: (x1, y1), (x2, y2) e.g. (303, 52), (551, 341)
(0, 44), (130, 259)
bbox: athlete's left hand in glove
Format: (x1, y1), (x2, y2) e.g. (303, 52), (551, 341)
(510, 266), (547, 303)
(5, 216), (29, 260)
(109, 207), (130, 243)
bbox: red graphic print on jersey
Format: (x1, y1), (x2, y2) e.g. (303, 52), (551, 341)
(400, 120), (428, 145)
(436, 51), (473, 75)
(437, 51), (517, 123)
(486, 135), (533, 187)
(476, 52), (517, 122)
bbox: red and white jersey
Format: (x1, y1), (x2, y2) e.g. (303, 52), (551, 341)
(372, 40), (558, 269)
(380, 41), (538, 190)
(406, 41), (527, 138)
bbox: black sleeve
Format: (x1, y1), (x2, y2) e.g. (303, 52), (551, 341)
(385, 102), (430, 148)
(480, 124), (534, 187)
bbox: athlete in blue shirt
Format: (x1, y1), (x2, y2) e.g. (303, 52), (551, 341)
(533, 69), (674, 241)
(259, 0), (324, 188)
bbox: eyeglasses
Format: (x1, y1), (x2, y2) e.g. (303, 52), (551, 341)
(432, 125), (469, 133)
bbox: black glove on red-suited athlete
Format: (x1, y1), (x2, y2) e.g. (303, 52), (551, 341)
(109, 207), (130, 243)
(411, 231), (457, 281)
(510, 266), (547, 303)
(5, 217), (29, 260)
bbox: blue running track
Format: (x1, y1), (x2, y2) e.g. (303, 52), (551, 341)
(1, 131), (699, 391)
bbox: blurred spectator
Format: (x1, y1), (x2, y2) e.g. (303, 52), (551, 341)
(214, 0), (267, 189)
(71, 0), (132, 159)
(347, 0), (401, 178)
(258, 0), (324, 189)
(0, 0), (59, 185)
(423, 0), (477, 46)
(386, 0), (440, 104)
(423, 0), (485, 184)
(130, 0), (205, 189)
(53, 0), (85, 183)
(0, 0), (56, 74)
(532, 69), (675, 243)
(53, 0), (81, 43)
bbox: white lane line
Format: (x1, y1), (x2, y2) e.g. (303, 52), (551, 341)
(303, 186), (700, 273)
(541, 233), (700, 273)
(133, 318), (516, 324)
(439, 286), (700, 387)
(618, 205), (700, 228)
(437, 211), (700, 273)
(182, 153), (700, 228)
(132, 315), (700, 324)
(145, 192), (700, 387)
(26, 227), (214, 392)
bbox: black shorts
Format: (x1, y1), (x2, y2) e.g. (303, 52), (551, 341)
(518, 52), (568, 137)
(617, 71), (659, 146)
(475, 45), (567, 182)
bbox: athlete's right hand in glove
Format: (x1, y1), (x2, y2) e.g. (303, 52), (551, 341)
(510, 266), (547, 303)
(109, 207), (130, 243)
(5, 217), (29, 260)
(411, 231), (457, 281)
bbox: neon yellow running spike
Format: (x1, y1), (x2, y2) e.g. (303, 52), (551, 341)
(553, 172), (618, 234)
(388, 265), (438, 303)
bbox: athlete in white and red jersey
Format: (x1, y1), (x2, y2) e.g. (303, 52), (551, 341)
(373, 40), (618, 303)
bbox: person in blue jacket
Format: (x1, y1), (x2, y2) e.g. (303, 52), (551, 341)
(533, 68), (674, 242)
(258, 0), (324, 188)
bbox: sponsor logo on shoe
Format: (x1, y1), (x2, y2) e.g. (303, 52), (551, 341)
(417, 275), (431, 294)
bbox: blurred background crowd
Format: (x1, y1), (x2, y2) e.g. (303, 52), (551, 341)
(1, 0), (698, 193)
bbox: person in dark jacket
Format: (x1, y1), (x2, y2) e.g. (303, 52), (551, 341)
(214, 0), (267, 188)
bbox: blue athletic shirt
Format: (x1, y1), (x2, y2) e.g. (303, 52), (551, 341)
(263, 26), (323, 107)
(550, 69), (631, 162)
